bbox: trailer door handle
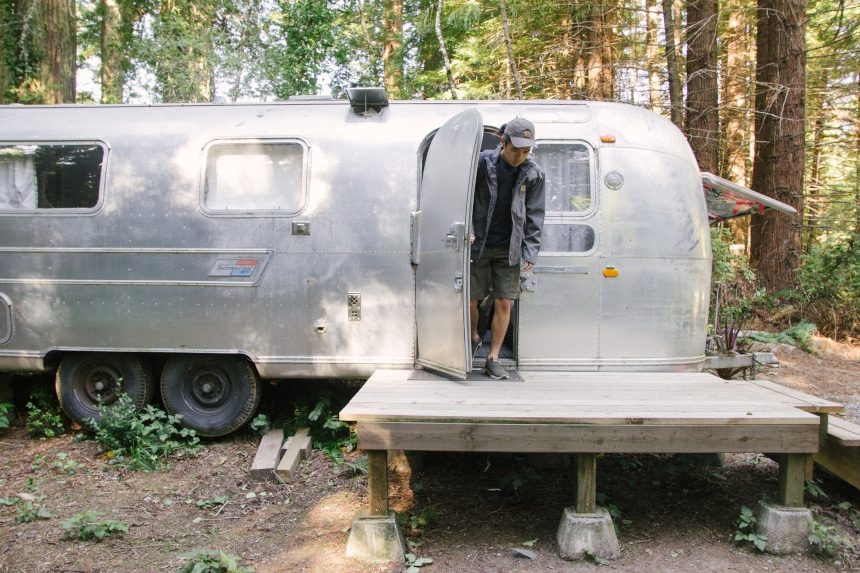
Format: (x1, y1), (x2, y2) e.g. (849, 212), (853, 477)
(445, 223), (465, 252)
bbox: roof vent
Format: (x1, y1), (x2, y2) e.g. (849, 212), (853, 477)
(346, 87), (388, 116)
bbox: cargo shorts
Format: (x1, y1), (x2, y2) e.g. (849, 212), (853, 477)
(470, 244), (521, 300)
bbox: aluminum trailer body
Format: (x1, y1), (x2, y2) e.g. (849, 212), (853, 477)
(0, 95), (789, 435)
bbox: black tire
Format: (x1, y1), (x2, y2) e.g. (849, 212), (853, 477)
(160, 354), (261, 437)
(55, 353), (155, 428)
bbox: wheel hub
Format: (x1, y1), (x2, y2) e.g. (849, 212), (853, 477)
(189, 368), (230, 408)
(82, 365), (121, 405)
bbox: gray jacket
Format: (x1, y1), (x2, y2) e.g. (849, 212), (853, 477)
(471, 145), (546, 266)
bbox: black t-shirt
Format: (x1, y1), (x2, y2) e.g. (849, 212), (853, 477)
(485, 157), (518, 247)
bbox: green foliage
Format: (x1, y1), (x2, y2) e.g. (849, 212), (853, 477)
(88, 393), (202, 471)
(405, 551), (433, 573)
(398, 508), (438, 535)
(798, 232), (860, 339)
(266, 0), (344, 99)
(0, 495), (20, 507)
(194, 494), (230, 512)
(62, 510), (128, 541)
(25, 400), (66, 438)
(735, 505), (767, 552)
(0, 402), (13, 429)
(322, 445), (367, 476)
(292, 393), (351, 450)
(808, 519), (853, 556)
(16, 495), (51, 523)
(499, 457), (541, 492)
(746, 322), (817, 354)
(804, 479), (827, 498)
(177, 549), (255, 573)
(711, 227), (756, 287)
(249, 413), (270, 435)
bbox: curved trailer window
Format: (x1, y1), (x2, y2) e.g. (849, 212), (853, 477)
(532, 142), (596, 254)
(533, 142), (592, 214)
(202, 140), (306, 213)
(0, 144), (104, 211)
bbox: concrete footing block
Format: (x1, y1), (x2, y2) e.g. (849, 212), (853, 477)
(556, 507), (621, 561)
(345, 510), (406, 563)
(754, 500), (811, 555)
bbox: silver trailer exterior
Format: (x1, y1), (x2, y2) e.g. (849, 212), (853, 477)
(0, 97), (737, 435)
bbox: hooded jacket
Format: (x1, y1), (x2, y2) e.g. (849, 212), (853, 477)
(471, 145), (546, 266)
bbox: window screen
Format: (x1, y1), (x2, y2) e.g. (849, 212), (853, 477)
(533, 143), (592, 213)
(203, 141), (305, 212)
(0, 144), (104, 210)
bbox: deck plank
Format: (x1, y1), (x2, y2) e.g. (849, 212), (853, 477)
(354, 421), (820, 454)
(339, 370), (835, 427)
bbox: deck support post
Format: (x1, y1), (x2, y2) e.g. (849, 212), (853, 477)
(575, 453), (597, 514)
(748, 453), (812, 555)
(367, 450), (389, 516)
(345, 449), (406, 563)
(557, 453), (620, 561)
(777, 453), (808, 508)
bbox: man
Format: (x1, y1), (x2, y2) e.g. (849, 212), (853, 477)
(470, 118), (545, 379)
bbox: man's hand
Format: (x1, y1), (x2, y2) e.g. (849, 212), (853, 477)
(521, 261), (534, 273)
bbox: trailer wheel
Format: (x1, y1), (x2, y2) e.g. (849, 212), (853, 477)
(56, 353), (155, 428)
(160, 354), (261, 437)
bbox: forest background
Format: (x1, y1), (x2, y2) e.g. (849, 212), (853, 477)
(1, 0), (858, 341)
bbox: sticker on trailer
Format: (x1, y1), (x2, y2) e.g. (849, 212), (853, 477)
(209, 259), (259, 277)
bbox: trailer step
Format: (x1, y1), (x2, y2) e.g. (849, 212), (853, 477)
(815, 416), (860, 490)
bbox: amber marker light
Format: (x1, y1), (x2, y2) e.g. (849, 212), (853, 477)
(603, 267), (619, 277)
(600, 134), (617, 143)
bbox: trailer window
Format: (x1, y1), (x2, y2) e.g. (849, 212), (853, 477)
(203, 141), (305, 212)
(533, 143), (592, 213)
(540, 223), (596, 254)
(0, 144), (103, 210)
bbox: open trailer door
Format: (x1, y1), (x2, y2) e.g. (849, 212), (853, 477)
(415, 109), (483, 379)
(702, 172), (798, 223)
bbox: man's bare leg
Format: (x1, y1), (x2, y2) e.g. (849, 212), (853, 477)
(470, 299), (480, 344)
(487, 298), (512, 360)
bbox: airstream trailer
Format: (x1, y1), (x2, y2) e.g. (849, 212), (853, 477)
(0, 90), (794, 436)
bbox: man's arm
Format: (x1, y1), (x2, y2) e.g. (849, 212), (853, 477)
(521, 169), (546, 266)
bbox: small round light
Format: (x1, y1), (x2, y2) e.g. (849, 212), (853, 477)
(604, 171), (624, 190)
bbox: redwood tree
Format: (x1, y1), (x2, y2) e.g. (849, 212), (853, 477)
(749, 0), (806, 291)
(685, 0), (719, 174)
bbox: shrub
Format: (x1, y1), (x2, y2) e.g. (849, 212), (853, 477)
(62, 510), (128, 541)
(798, 232), (860, 339)
(88, 393), (202, 470)
(177, 549), (255, 573)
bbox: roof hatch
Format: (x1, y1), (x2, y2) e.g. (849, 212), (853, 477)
(701, 172), (798, 223)
(346, 87), (389, 116)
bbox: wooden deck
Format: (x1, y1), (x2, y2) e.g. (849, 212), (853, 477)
(339, 370), (844, 516)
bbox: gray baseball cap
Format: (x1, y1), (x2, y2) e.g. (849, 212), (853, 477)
(504, 118), (536, 148)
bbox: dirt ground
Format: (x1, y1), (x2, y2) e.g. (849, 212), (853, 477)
(1, 336), (858, 573)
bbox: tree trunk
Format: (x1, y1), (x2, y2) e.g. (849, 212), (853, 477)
(100, 0), (123, 103)
(749, 0), (806, 292)
(583, 1), (615, 100)
(661, 0), (683, 127)
(721, 0), (752, 183)
(435, 0), (457, 99)
(499, 0), (522, 99)
(685, 0), (719, 174)
(16, 0), (77, 103)
(0, 3), (10, 103)
(382, 0), (402, 98)
(645, 0), (662, 113)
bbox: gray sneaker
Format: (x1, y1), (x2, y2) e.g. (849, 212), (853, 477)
(471, 338), (482, 358)
(484, 358), (508, 380)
